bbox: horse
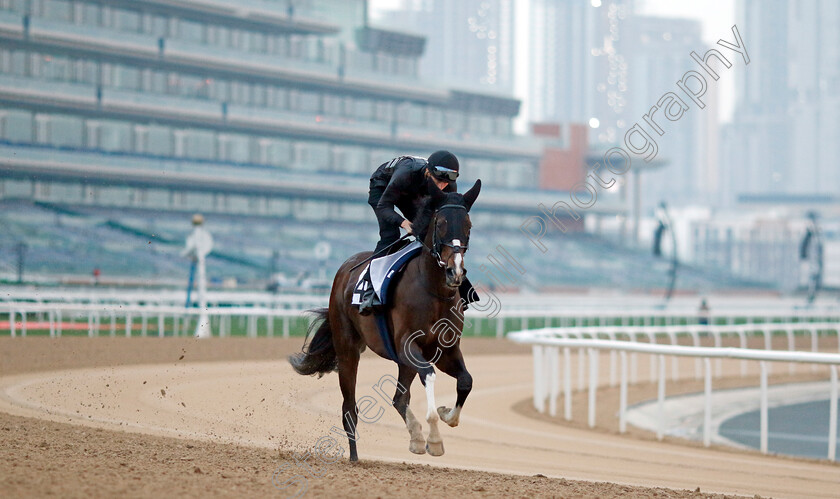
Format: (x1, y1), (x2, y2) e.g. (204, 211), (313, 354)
(289, 178), (481, 462)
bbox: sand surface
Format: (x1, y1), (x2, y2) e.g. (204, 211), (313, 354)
(1, 336), (839, 498)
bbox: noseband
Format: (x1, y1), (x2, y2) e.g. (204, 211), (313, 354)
(423, 204), (469, 268)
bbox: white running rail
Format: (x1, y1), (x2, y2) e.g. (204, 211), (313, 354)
(3, 303), (313, 338)
(509, 325), (840, 461)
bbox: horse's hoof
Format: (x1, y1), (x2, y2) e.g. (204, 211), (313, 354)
(409, 439), (426, 455)
(426, 440), (445, 457)
(437, 406), (459, 427)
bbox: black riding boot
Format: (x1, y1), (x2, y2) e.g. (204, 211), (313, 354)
(459, 276), (479, 311)
(358, 273), (381, 316)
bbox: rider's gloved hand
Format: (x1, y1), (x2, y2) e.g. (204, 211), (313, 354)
(400, 220), (413, 234)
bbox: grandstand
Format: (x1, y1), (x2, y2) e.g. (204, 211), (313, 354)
(0, 0), (769, 293)
(0, 198), (768, 292)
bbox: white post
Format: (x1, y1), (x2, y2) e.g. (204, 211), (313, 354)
(703, 358), (712, 447)
(9, 309), (15, 338)
(588, 348), (598, 428)
(548, 347), (558, 417)
(578, 347), (586, 391)
(619, 350), (628, 433)
(283, 316), (290, 338)
(787, 328), (796, 375)
(125, 313), (132, 337)
(533, 345), (544, 412)
(657, 354), (665, 441)
(829, 366), (837, 461)
(760, 361), (769, 454)
(563, 347), (572, 421)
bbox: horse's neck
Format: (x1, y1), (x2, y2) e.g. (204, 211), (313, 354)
(417, 236), (454, 299)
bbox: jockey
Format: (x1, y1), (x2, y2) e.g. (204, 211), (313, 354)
(359, 150), (479, 315)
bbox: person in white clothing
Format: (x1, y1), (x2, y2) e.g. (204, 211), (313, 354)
(182, 214), (214, 338)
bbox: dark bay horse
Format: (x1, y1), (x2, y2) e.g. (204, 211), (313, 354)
(289, 178), (481, 461)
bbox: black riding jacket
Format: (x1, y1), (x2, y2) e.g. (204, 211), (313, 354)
(370, 156), (458, 227)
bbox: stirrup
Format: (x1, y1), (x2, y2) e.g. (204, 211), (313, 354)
(358, 288), (381, 316)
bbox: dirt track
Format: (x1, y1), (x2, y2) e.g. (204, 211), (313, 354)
(1, 337), (838, 498)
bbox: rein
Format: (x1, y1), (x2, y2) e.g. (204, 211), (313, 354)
(418, 204), (469, 268)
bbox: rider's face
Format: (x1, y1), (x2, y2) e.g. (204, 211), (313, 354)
(425, 169), (451, 191)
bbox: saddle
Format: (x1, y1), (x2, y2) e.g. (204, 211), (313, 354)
(352, 240), (422, 308)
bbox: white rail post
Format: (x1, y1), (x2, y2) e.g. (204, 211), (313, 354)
(158, 313), (164, 337)
(703, 358), (712, 447)
(829, 365), (837, 461)
(563, 347), (572, 421)
(649, 334), (657, 384)
(9, 309), (16, 338)
(48, 310), (55, 338)
(657, 354), (665, 441)
(268, 314), (274, 338)
(619, 350), (628, 433)
(760, 361), (769, 454)
(141, 313), (147, 337)
(578, 347), (586, 391)
(532, 345), (544, 412)
(125, 313), (132, 337)
(588, 348), (598, 428)
(56, 309), (63, 337)
(109, 311), (116, 337)
(21, 311), (27, 337)
(786, 327), (796, 375)
(548, 346), (558, 417)
(713, 331), (722, 377)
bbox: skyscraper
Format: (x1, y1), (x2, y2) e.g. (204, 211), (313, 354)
(526, 0), (632, 146)
(378, 0), (516, 94)
(723, 0), (840, 204)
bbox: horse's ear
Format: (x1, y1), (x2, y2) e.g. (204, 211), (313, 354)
(463, 179), (481, 211)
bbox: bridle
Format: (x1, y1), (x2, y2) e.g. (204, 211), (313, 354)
(418, 204), (469, 268)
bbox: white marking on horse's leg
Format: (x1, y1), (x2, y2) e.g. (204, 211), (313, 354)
(405, 408), (426, 454)
(424, 373), (444, 456)
(437, 405), (462, 428)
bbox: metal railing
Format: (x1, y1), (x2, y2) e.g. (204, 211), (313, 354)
(508, 324), (840, 460)
(2, 303), (313, 338)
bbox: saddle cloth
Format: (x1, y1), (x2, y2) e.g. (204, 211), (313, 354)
(352, 240), (422, 306)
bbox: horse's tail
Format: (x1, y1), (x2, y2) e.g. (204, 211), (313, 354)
(288, 308), (337, 378)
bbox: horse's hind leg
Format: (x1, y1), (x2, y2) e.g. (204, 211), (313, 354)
(399, 342), (444, 457)
(337, 348), (361, 461)
(393, 364), (425, 454)
(435, 350), (472, 428)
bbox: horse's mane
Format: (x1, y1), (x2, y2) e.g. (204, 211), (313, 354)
(412, 191), (465, 242)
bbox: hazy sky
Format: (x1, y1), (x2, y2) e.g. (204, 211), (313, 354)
(369, 0), (737, 124)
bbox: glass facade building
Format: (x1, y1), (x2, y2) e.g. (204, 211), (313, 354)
(0, 0), (546, 225)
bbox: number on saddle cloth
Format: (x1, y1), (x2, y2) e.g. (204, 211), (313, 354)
(351, 240), (423, 307)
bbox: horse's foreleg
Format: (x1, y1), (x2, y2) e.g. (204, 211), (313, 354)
(393, 364), (424, 454)
(435, 352), (472, 428)
(337, 352), (361, 462)
(399, 342), (444, 456)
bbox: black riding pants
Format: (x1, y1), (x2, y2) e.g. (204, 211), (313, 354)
(368, 185), (401, 255)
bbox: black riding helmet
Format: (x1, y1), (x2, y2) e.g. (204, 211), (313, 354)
(427, 150), (460, 182)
